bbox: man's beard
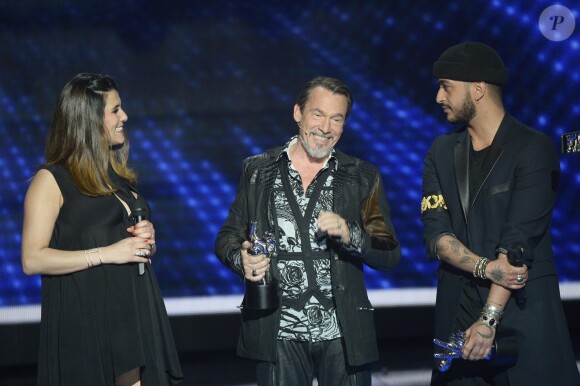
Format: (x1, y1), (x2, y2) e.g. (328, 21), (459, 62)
(299, 133), (332, 159)
(448, 94), (476, 124)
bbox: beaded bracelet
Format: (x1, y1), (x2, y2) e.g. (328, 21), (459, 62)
(478, 258), (490, 279)
(472, 257), (481, 277)
(472, 257), (490, 279)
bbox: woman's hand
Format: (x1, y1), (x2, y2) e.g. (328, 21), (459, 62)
(127, 219), (156, 256)
(101, 236), (152, 265)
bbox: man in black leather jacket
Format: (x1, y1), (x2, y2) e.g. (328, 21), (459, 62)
(215, 76), (401, 386)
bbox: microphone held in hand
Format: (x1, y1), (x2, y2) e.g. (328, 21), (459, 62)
(497, 244), (526, 309)
(132, 204), (147, 276)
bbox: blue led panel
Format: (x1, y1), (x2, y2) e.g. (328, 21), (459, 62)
(0, 0), (578, 311)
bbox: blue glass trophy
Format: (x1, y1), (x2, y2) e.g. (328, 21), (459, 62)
(245, 221), (278, 310)
(434, 331), (518, 372)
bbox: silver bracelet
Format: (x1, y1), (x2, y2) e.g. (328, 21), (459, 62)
(472, 257), (490, 279)
(479, 258), (490, 279)
(84, 248), (103, 267)
(483, 303), (503, 318)
(480, 313), (499, 328)
(480, 303), (503, 328)
(84, 250), (91, 268)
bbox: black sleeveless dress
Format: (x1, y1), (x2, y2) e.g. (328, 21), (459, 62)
(37, 164), (183, 385)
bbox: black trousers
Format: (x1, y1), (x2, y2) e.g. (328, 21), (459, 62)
(431, 360), (510, 386)
(256, 338), (372, 386)
(431, 284), (510, 385)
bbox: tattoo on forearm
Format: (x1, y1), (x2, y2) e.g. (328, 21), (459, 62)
(487, 300), (504, 309)
(460, 256), (472, 264)
(489, 267), (504, 282)
(476, 324), (494, 340)
(448, 239), (461, 255)
(440, 238), (474, 265)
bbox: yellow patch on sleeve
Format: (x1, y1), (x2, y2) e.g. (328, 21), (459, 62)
(421, 194), (448, 214)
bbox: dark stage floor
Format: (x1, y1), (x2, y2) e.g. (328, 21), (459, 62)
(2, 343), (579, 386)
(0, 341), (433, 386)
(3, 303), (579, 386)
(179, 342), (434, 386)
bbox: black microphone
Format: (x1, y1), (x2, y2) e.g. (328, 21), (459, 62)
(132, 205), (147, 276)
(498, 245), (526, 309)
(510, 248), (526, 310)
(315, 229), (343, 245)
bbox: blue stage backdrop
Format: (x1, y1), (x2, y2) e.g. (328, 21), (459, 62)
(0, 1), (579, 319)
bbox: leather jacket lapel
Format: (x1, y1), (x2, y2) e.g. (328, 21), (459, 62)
(470, 145), (504, 208)
(470, 114), (510, 208)
(454, 132), (470, 222)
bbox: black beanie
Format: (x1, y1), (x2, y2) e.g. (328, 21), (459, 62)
(433, 42), (509, 85)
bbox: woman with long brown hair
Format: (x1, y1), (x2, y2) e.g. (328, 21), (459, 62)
(22, 73), (183, 385)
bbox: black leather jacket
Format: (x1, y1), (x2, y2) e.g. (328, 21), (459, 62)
(214, 146), (400, 366)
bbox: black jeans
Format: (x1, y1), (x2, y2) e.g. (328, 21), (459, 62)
(256, 338), (372, 386)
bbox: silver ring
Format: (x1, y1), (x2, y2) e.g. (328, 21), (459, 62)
(337, 221), (341, 229)
(136, 249), (150, 257)
(252, 269), (257, 277)
(516, 275), (524, 283)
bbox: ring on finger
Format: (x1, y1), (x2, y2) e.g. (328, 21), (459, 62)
(337, 220), (341, 229)
(136, 249), (150, 257)
(252, 269), (257, 277)
(516, 274), (524, 283)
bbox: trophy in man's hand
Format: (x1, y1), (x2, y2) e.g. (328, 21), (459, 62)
(434, 331), (518, 372)
(245, 221), (278, 310)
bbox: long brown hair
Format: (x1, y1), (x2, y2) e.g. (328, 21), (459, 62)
(45, 73), (136, 196)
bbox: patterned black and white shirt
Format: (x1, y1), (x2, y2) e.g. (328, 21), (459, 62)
(274, 137), (362, 342)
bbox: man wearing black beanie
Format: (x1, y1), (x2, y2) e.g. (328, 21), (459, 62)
(422, 42), (580, 385)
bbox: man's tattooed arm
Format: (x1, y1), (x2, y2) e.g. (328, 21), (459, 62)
(435, 235), (519, 291)
(488, 266), (505, 283)
(436, 234), (479, 269)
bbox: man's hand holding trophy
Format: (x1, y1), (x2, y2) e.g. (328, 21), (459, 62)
(242, 221), (278, 310)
